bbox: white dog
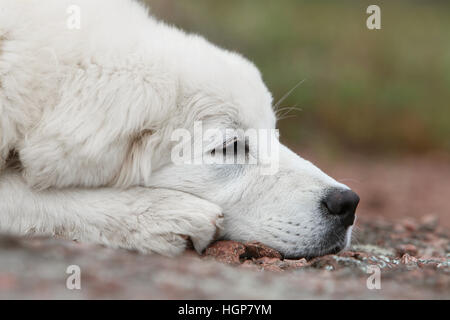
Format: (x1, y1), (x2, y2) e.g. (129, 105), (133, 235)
(0, 0), (359, 258)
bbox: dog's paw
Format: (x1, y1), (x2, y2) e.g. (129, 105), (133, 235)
(111, 188), (223, 256)
(186, 205), (224, 254)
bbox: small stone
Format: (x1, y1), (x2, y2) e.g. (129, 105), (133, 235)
(243, 241), (282, 260)
(261, 264), (283, 272)
(396, 244), (418, 257)
(254, 257), (280, 265)
(203, 240), (247, 265)
(419, 215), (439, 231)
(393, 224), (406, 233)
(282, 258), (309, 269)
(402, 219), (418, 232)
(204, 240), (283, 265)
(401, 253), (418, 264)
(339, 251), (358, 258)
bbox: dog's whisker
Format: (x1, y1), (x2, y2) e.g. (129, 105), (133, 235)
(274, 79), (306, 110)
(275, 105), (303, 121)
(276, 114), (299, 121)
(275, 105), (303, 115)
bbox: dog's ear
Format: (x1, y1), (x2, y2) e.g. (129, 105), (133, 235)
(5, 150), (22, 171)
(113, 129), (155, 187)
(130, 129), (155, 150)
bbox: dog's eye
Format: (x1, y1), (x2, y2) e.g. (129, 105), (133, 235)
(230, 140), (238, 156)
(244, 138), (250, 154)
(210, 138), (250, 162)
(210, 140), (237, 157)
(211, 138), (250, 161)
(224, 139), (247, 156)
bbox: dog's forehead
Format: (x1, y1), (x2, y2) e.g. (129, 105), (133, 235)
(227, 64), (276, 130)
(203, 102), (275, 132)
(206, 49), (276, 130)
(233, 96), (276, 131)
(244, 103), (276, 129)
(212, 79), (276, 130)
(181, 40), (276, 130)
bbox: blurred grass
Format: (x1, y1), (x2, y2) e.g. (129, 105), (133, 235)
(144, 0), (450, 157)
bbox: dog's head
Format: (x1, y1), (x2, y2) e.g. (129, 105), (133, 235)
(147, 36), (359, 258)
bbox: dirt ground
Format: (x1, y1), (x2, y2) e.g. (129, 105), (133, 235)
(0, 156), (448, 299)
(310, 153), (450, 228)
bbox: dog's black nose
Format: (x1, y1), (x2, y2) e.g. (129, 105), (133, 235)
(323, 189), (360, 227)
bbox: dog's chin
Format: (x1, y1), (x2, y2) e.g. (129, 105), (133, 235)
(282, 242), (345, 260)
(306, 242), (346, 260)
(281, 226), (353, 260)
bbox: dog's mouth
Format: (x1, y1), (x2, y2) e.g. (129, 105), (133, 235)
(311, 226), (352, 259)
(302, 221), (354, 259)
(280, 225), (351, 260)
(285, 242), (345, 260)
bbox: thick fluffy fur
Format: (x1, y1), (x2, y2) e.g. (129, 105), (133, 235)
(0, 0), (352, 257)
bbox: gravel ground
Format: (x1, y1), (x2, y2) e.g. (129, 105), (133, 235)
(0, 215), (448, 299)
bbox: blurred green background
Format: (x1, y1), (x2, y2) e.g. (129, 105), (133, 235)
(144, 0), (450, 158)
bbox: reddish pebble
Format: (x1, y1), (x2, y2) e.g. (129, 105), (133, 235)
(203, 241), (247, 265)
(243, 241), (282, 260)
(396, 244), (418, 257)
(401, 253), (418, 264)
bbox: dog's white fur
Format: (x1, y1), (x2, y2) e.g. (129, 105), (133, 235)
(0, 0), (352, 257)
